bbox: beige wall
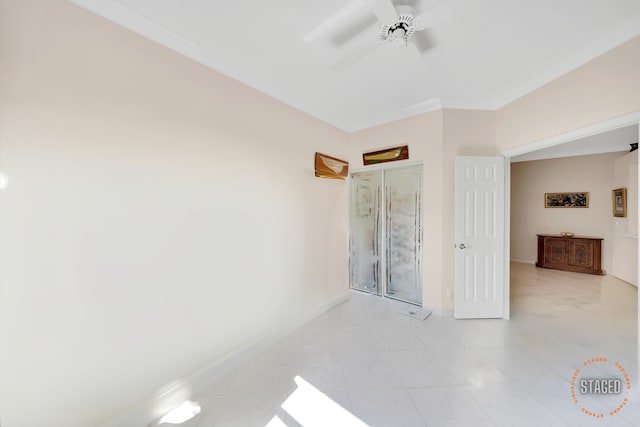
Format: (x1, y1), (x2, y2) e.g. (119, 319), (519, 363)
(346, 27), (640, 310)
(346, 111), (445, 309)
(495, 33), (640, 287)
(510, 153), (626, 271)
(346, 109), (498, 310)
(442, 110), (497, 308)
(407, 32), (640, 306)
(327, 29), (640, 311)
(496, 36), (640, 151)
(611, 151), (639, 285)
(3, 0), (640, 425)
(0, 1), (349, 426)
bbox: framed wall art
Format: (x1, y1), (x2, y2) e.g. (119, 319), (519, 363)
(544, 192), (589, 208)
(362, 145), (409, 165)
(612, 188), (627, 217)
(314, 152), (348, 180)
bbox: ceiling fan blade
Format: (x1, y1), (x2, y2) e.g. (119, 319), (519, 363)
(412, 30), (433, 54)
(362, 0), (398, 23)
(414, 0), (482, 30)
(331, 14), (379, 47)
(303, 0), (366, 43)
(329, 42), (383, 71)
(328, 20), (383, 71)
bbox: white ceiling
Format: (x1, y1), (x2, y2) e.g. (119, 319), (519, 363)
(69, 0), (640, 132)
(511, 124), (638, 163)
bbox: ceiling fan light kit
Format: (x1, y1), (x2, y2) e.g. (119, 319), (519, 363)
(380, 6), (418, 47)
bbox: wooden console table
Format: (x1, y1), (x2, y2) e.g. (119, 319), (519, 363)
(536, 234), (604, 275)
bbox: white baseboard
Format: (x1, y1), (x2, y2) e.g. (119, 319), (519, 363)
(511, 259), (536, 264)
(609, 273), (639, 288)
(423, 305), (454, 317)
(98, 291), (351, 427)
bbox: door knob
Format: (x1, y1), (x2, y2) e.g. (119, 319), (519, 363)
(459, 243), (466, 249)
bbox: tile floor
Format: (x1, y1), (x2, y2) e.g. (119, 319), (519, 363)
(183, 263), (638, 426)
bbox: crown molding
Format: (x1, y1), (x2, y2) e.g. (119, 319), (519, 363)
(67, 0), (347, 131)
(68, 0), (640, 134)
(64, 0), (490, 133)
(439, 96), (503, 111)
(343, 98), (443, 132)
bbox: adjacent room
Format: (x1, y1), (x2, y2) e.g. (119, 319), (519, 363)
(1, 0), (640, 426)
(510, 126), (639, 294)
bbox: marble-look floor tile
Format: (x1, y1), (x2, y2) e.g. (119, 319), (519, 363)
(408, 386), (496, 427)
(465, 382), (565, 427)
(479, 345), (562, 383)
(430, 346), (512, 386)
(184, 263), (637, 427)
(389, 349), (458, 388)
(282, 390), (353, 427)
(349, 389), (426, 427)
(340, 350), (402, 391)
(522, 377), (634, 426)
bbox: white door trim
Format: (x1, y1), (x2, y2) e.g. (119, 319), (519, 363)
(349, 160), (424, 173)
(503, 159), (511, 319)
(501, 111), (640, 158)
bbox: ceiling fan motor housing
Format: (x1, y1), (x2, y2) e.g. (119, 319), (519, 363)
(380, 5), (417, 46)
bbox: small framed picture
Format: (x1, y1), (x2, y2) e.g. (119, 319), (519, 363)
(544, 192), (589, 208)
(612, 188), (627, 217)
(314, 152), (348, 180)
(363, 145), (409, 165)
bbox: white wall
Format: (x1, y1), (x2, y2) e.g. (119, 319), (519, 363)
(0, 1), (349, 426)
(611, 151), (639, 285)
(510, 152), (625, 270)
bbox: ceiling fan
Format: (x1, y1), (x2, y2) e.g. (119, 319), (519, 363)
(305, 0), (472, 71)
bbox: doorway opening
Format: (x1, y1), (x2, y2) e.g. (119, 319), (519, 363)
(501, 111), (640, 383)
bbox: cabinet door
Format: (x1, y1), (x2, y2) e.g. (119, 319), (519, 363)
(544, 238), (568, 268)
(568, 240), (594, 270)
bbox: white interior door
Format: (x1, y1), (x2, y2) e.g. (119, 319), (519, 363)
(454, 156), (506, 318)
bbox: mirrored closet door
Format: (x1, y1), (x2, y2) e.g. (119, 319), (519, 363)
(349, 164), (423, 306)
(349, 170), (382, 295)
